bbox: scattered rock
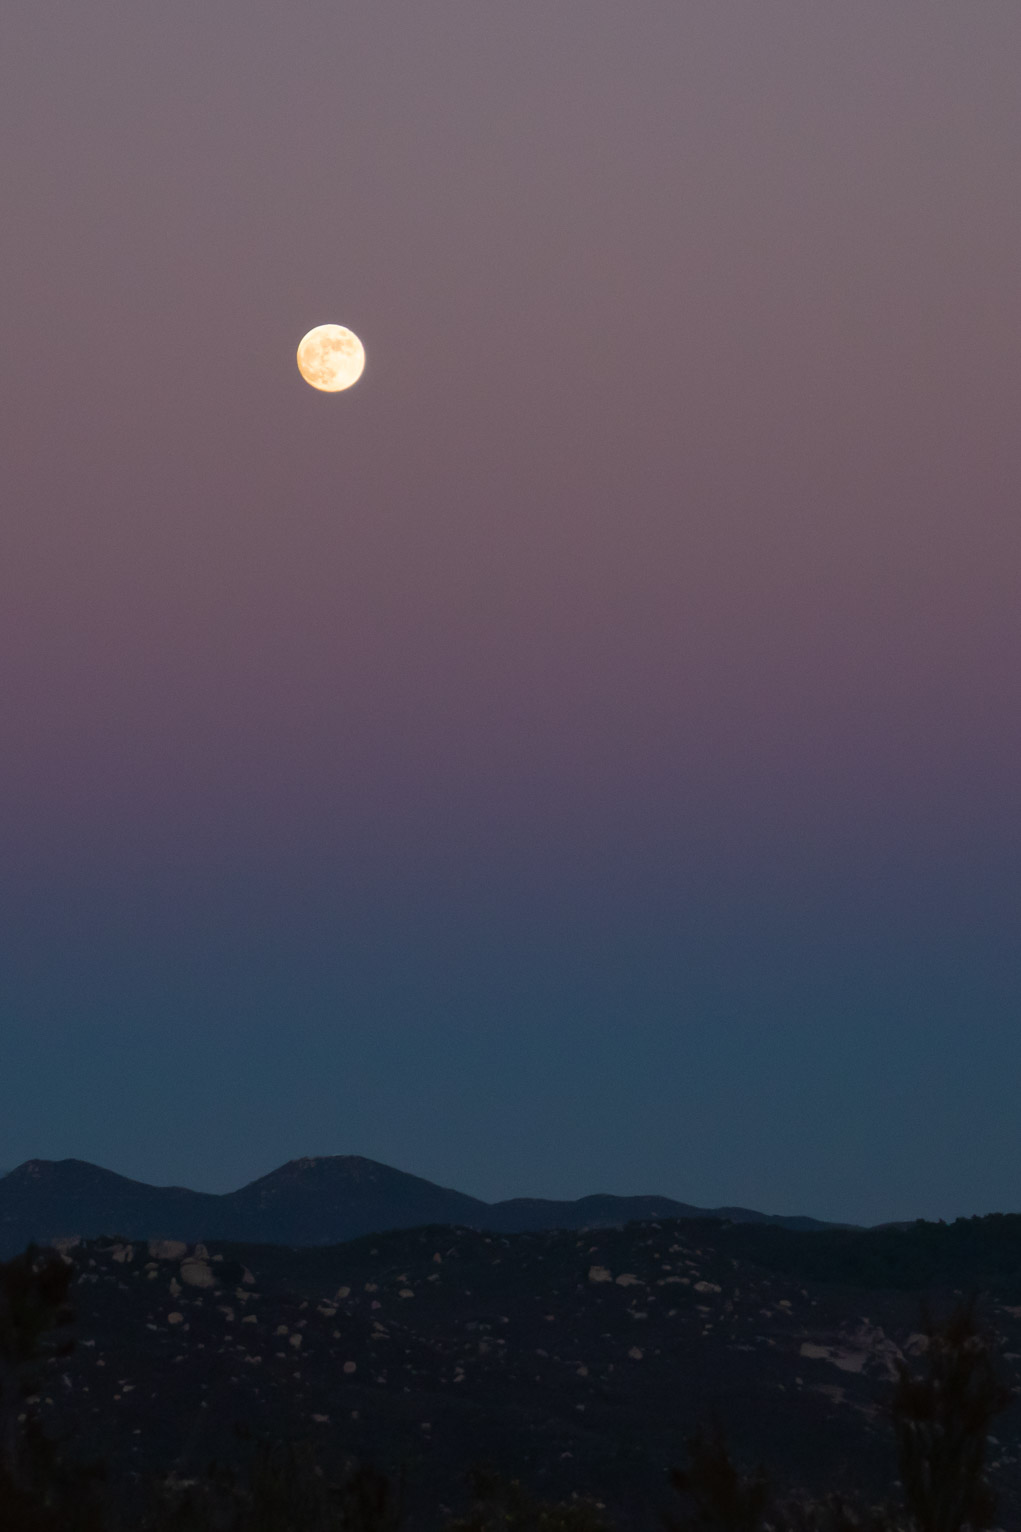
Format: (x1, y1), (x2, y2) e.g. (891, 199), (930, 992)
(180, 1259), (215, 1289)
(148, 1240), (188, 1262)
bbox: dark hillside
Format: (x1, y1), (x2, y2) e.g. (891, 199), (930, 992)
(710, 1212), (1021, 1293)
(29, 1215), (1021, 1529)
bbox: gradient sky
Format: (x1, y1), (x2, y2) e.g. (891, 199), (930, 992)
(2, 2), (1019, 1226)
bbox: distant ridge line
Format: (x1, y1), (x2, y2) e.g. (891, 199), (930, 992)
(0, 1153), (871, 1258)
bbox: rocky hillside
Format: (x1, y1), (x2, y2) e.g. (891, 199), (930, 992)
(33, 1215), (1021, 1528)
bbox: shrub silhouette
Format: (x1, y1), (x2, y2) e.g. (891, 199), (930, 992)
(446, 1464), (613, 1532)
(766, 1490), (905, 1532)
(663, 1415), (777, 1532)
(139, 1438), (404, 1532)
(663, 1415), (910, 1532)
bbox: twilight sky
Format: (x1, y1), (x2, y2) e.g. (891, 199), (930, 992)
(1, 2), (1019, 1226)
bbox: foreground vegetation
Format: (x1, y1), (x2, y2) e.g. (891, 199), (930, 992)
(0, 1241), (1016, 1530)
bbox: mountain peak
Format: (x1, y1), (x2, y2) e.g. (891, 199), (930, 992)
(277, 1155), (382, 1175)
(239, 1155), (417, 1192)
(5, 1158), (138, 1186)
(0, 1154), (863, 1259)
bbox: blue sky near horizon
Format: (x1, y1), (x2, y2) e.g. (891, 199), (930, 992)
(1, 1), (1019, 1228)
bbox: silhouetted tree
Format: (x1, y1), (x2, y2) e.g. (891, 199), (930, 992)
(338, 1461), (405, 1532)
(665, 1290), (1020, 1532)
(0, 1243), (105, 1529)
(883, 1292), (1015, 1532)
(0, 1244), (74, 1483)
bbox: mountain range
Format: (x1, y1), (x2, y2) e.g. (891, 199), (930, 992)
(0, 1155), (878, 1258)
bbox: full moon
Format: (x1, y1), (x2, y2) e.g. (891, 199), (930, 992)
(296, 324), (365, 392)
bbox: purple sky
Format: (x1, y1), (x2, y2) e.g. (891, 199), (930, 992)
(1, 2), (1019, 1225)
